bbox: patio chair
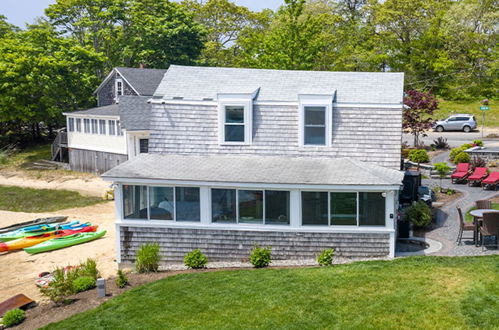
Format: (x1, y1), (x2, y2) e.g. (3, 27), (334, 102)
(456, 207), (475, 245)
(479, 212), (499, 251)
(467, 167), (488, 186)
(451, 163), (471, 184)
(475, 200), (492, 210)
(481, 172), (499, 190)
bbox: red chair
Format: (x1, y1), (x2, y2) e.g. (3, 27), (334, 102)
(468, 167), (488, 186)
(481, 172), (499, 190)
(451, 163), (470, 184)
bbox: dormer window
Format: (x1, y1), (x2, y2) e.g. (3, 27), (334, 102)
(224, 106), (245, 142)
(304, 106), (326, 145)
(299, 93), (334, 147)
(217, 90), (258, 145)
(115, 78), (123, 98)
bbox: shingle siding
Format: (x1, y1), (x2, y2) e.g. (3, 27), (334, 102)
(119, 226), (390, 263)
(96, 71), (137, 106)
(149, 104), (402, 169)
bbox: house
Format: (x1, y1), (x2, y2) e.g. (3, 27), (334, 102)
(102, 65), (405, 265)
(53, 67), (167, 174)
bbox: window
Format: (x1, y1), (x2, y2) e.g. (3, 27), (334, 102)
(117, 120), (123, 136)
(265, 190), (290, 225)
(304, 106), (326, 145)
(116, 78), (123, 97)
(139, 139), (149, 153)
(75, 118), (82, 132)
(359, 192), (385, 226)
(301, 192), (328, 225)
(224, 106), (245, 142)
(108, 120), (116, 135)
(99, 120), (106, 135)
(91, 119), (98, 134)
(212, 189), (237, 223)
(330, 192), (357, 225)
(149, 186), (174, 220)
(238, 190), (263, 224)
(68, 118), (75, 132)
(175, 187), (200, 221)
(123, 185), (148, 219)
(83, 119), (90, 133)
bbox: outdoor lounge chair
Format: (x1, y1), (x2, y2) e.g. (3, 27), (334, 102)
(480, 212), (499, 251)
(481, 172), (499, 190)
(451, 163), (470, 184)
(456, 207), (475, 245)
(467, 167), (488, 186)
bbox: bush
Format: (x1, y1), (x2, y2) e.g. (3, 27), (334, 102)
(432, 137), (449, 150)
(454, 151), (471, 164)
(403, 201), (432, 228)
(79, 258), (99, 279)
(449, 147), (465, 161)
(461, 143), (473, 150)
(408, 149), (429, 164)
(470, 156), (486, 169)
(249, 245), (272, 268)
(317, 248), (335, 266)
(401, 148), (410, 159)
(39, 267), (80, 305)
(184, 249), (208, 269)
(73, 276), (96, 293)
(0, 151), (8, 165)
(135, 243), (160, 273)
(2, 309), (25, 327)
(473, 139), (484, 147)
(115, 270), (129, 288)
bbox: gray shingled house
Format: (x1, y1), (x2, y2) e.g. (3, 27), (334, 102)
(55, 67), (167, 173)
(102, 65), (405, 265)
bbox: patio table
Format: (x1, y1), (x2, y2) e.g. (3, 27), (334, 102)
(469, 209), (499, 246)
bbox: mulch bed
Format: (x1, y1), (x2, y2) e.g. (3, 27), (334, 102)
(434, 190), (462, 206)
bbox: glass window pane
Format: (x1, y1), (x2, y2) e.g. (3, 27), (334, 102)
(225, 106), (244, 123)
(212, 189), (236, 223)
(238, 190), (263, 224)
(304, 127), (325, 145)
(225, 124), (245, 142)
(99, 120), (106, 135)
(265, 190), (290, 225)
(302, 192), (328, 225)
(91, 119), (98, 134)
(331, 192), (357, 225)
(84, 119), (90, 133)
(68, 118), (74, 132)
(149, 186), (174, 220)
(139, 139), (149, 153)
(117, 120), (123, 136)
(305, 106), (325, 125)
(108, 120), (116, 135)
(123, 185), (148, 219)
(76, 119), (81, 132)
(359, 192), (385, 226)
(176, 187), (200, 222)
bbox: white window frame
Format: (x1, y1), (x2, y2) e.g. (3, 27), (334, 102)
(75, 118), (82, 132)
(217, 93), (254, 145)
(115, 78), (123, 98)
(98, 119), (107, 135)
(108, 120), (116, 135)
(68, 117), (75, 132)
(83, 118), (91, 134)
(298, 94), (333, 147)
(90, 119), (98, 134)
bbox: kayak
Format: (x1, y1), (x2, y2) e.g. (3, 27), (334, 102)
(24, 230), (106, 254)
(0, 226), (98, 253)
(0, 221), (86, 242)
(0, 216), (68, 233)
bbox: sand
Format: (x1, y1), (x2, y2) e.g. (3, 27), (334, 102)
(0, 202), (117, 303)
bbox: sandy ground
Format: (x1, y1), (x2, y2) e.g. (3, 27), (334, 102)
(0, 202), (117, 303)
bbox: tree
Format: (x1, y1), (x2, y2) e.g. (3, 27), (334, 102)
(408, 149), (429, 170)
(434, 162), (451, 189)
(403, 90), (439, 147)
(0, 15), (18, 38)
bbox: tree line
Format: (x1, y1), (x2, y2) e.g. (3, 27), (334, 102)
(0, 0), (497, 145)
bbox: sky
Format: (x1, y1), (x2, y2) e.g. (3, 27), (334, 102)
(0, 0), (284, 28)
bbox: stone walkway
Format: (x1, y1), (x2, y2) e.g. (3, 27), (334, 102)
(418, 178), (499, 256)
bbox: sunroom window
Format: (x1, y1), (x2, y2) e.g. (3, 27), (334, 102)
(68, 118), (75, 132)
(91, 119), (98, 134)
(99, 120), (106, 135)
(224, 106), (245, 142)
(75, 118), (81, 132)
(83, 119), (90, 133)
(108, 120), (116, 135)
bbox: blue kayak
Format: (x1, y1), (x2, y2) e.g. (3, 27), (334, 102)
(0, 221), (83, 242)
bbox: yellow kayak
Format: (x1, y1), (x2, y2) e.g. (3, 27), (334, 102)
(0, 232), (59, 252)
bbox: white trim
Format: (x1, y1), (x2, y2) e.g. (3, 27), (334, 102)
(64, 113), (120, 120)
(114, 184), (123, 263)
(94, 69), (116, 95)
(67, 143), (128, 155)
(299, 94), (333, 147)
(115, 78), (124, 99)
(114, 68), (141, 96)
(218, 95), (253, 145)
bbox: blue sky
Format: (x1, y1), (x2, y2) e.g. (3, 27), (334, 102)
(1, 0), (284, 27)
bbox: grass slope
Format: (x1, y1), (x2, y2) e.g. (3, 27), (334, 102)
(436, 100), (497, 128)
(0, 185), (104, 212)
(44, 256), (499, 330)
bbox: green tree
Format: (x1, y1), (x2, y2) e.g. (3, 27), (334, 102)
(434, 162), (451, 189)
(0, 15), (19, 38)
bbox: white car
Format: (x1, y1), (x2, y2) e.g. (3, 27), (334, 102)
(432, 114), (477, 132)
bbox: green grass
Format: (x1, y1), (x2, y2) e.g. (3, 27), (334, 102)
(0, 185), (105, 212)
(43, 256), (499, 330)
(435, 99), (497, 128)
(465, 203), (499, 223)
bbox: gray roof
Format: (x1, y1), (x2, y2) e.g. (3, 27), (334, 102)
(154, 65), (404, 104)
(66, 104), (119, 117)
(102, 154), (404, 186)
(116, 67), (167, 96)
(119, 96), (151, 131)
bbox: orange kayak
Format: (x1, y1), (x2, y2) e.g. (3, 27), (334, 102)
(0, 226), (98, 252)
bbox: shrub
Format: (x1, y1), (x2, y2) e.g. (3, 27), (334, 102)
(39, 267), (80, 305)
(73, 276), (96, 293)
(403, 201), (432, 228)
(115, 270), (129, 288)
(0, 151), (8, 165)
(460, 143), (473, 150)
(317, 248), (335, 266)
(401, 148), (410, 159)
(470, 156), (486, 169)
(454, 151), (471, 164)
(2, 309), (25, 327)
(184, 249), (208, 269)
(488, 160), (497, 168)
(408, 149), (429, 164)
(449, 147), (465, 161)
(249, 245), (272, 268)
(135, 243), (160, 273)
(79, 258), (99, 279)
(432, 137), (449, 150)
(472, 139), (484, 147)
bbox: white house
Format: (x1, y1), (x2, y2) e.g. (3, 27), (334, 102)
(102, 65), (405, 264)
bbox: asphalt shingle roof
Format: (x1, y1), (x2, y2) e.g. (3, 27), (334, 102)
(102, 154), (404, 186)
(119, 96), (151, 131)
(116, 67), (168, 96)
(67, 104), (119, 117)
(155, 65), (404, 104)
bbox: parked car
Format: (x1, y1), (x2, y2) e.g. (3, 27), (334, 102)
(417, 186), (435, 207)
(432, 114), (477, 132)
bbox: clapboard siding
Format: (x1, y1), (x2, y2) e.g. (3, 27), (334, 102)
(119, 226), (390, 263)
(149, 104), (402, 169)
(69, 148), (128, 174)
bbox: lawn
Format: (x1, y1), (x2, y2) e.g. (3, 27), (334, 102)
(435, 99), (497, 128)
(0, 185), (104, 212)
(465, 203), (499, 223)
(43, 256), (499, 330)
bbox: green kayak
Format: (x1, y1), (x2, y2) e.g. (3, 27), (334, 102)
(24, 230), (106, 254)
